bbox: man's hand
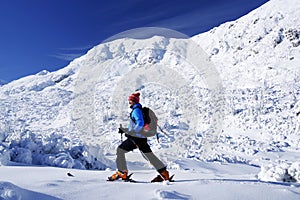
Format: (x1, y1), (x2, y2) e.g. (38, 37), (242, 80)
(118, 128), (125, 134)
(118, 126), (128, 134)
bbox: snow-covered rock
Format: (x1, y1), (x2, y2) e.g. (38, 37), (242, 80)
(258, 162), (300, 183)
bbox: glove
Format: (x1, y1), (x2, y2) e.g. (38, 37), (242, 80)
(118, 128), (125, 134)
(119, 126), (129, 134)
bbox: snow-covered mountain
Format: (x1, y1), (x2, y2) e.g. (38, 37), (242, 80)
(194, 0), (300, 88)
(192, 0), (300, 163)
(0, 0), (300, 187)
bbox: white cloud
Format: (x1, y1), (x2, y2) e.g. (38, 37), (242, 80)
(50, 45), (93, 61)
(50, 53), (84, 61)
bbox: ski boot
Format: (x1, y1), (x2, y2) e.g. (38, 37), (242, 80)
(107, 170), (128, 181)
(151, 169), (171, 182)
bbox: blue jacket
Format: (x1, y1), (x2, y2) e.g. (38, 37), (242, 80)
(128, 103), (145, 138)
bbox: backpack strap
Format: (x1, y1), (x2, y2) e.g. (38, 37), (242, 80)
(130, 105), (142, 123)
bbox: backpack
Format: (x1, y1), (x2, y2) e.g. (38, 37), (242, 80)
(131, 106), (158, 137)
(141, 107), (158, 137)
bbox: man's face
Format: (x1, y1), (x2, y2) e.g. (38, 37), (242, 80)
(129, 100), (135, 107)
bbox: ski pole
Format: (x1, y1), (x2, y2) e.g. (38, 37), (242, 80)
(158, 125), (171, 138)
(120, 124), (124, 142)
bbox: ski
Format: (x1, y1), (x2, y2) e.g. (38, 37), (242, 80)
(169, 174), (175, 182)
(107, 173), (136, 182)
(107, 173), (175, 183)
(124, 173), (137, 182)
(151, 174), (175, 183)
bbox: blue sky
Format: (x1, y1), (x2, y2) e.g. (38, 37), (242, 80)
(0, 0), (268, 82)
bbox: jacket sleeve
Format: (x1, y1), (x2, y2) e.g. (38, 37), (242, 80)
(130, 108), (144, 133)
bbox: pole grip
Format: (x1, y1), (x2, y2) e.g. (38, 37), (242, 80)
(120, 124), (123, 141)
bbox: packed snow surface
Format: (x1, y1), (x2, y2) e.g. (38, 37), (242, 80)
(1, 160), (300, 200)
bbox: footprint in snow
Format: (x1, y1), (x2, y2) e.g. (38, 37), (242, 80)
(156, 190), (191, 200)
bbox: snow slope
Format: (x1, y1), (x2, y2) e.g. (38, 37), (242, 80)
(0, 0), (300, 199)
(1, 160), (300, 200)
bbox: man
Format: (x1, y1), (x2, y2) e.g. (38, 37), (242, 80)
(108, 92), (170, 182)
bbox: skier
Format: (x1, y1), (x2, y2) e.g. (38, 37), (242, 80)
(108, 92), (170, 182)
